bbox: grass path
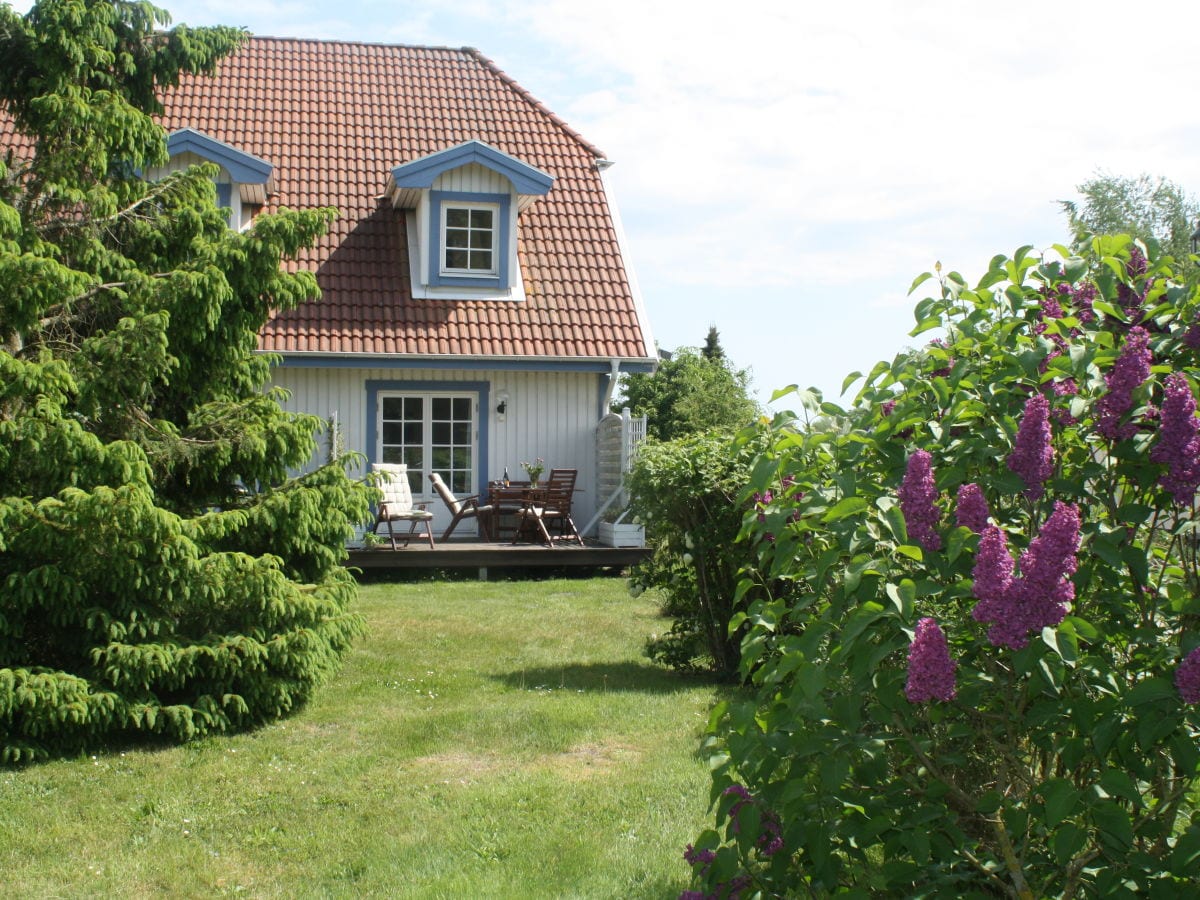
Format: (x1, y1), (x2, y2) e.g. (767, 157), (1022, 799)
(0, 577), (720, 898)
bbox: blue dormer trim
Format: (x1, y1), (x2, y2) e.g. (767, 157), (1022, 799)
(428, 190), (511, 289)
(392, 140), (553, 195)
(166, 128), (273, 185)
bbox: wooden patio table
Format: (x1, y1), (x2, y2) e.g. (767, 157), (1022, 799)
(486, 481), (542, 542)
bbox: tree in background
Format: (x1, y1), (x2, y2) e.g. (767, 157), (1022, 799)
(701, 323), (726, 362)
(0, 0), (372, 761)
(615, 329), (759, 441)
(1061, 172), (1199, 262)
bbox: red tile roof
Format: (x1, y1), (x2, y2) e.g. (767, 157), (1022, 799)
(153, 38), (654, 362)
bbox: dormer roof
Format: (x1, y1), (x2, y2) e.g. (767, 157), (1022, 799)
(388, 140), (553, 201)
(166, 128), (276, 204)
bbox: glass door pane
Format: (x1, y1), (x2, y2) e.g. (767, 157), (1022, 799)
(380, 395), (425, 494)
(430, 396), (475, 494)
(379, 392), (476, 497)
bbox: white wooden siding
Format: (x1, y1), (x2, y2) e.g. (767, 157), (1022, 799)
(431, 162), (509, 195)
(270, 365), (603, 537)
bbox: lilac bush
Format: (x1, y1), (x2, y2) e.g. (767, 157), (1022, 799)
(682, 238), (1200, 898)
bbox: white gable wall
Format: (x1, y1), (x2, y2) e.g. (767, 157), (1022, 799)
(270, 364), (604, 539)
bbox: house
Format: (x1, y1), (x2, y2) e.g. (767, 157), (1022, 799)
(149, 38), (657, 538)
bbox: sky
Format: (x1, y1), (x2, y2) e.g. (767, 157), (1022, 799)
(11, 0), (1200, 407)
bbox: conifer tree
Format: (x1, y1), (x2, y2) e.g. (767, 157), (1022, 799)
(0, 0), (373, 761)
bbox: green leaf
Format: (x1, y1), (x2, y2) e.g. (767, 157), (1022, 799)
(1098, 770), (1141, 807)
(1124, 677), (1175, 707)
(908, 271), (934, 295)
(1040, 778), (1080, 827)
(975, 790), (1003, 814)
(893, 545), (923, 563)
(1091, 800), (1133, 851)
(1053, 822), (1088, 865)
(885, 580), (916, 618)
(822, 497), (868, 523)
(911, 316), (942, 337)
(1042, 626), (1077, 665)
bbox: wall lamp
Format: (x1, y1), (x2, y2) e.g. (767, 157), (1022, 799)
(495, 392), (510, 421)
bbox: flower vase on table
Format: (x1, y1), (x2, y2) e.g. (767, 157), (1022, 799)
(522, 457), (544, 488)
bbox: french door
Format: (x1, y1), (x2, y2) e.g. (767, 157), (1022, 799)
(378, 392), (478, 497)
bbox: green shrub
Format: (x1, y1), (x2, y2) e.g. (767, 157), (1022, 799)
(686, 239), (1200, 897)
(627, 431), (762, 677)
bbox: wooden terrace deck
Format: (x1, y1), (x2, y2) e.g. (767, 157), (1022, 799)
(347, 538), (651, 573)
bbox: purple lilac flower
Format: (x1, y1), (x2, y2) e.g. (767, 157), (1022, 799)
(725, 875), (753, 899)
(1184, 324), (1200, 350)
(928, 339), (955, 379)
(1097, 326), (1152, 441)
(1050, 380), (1080, 426)
(1176, 647), (1200, 704)
(882, 399), (896, 417)
(955, 483), (990, 533)
(974, 504), (1080, 649)
(899, 450), (942, 551)
(971, 525), (1015, 634)
(1151, 373), (1200, 504)
(1068, 282), (1097, 324)
(753, 489), (773, 523)
(1128, 245), (1148, 276)
(1008, 393), (1054, 498)
(1041, 293), (1065, 321)
(905, 617), (957, 703)
(1010, 501), (1080, 629)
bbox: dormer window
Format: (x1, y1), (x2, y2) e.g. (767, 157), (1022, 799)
(158, 128), (275, 231)
(386, 141), (552, 300)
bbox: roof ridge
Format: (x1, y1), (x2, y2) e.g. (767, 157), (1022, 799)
(461, 46), (607, 161)
(243, 34), (465, 53)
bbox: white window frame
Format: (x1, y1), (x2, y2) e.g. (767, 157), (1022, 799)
(439, 201), (500, 278)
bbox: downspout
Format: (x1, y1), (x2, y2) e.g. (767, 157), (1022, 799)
(601, 358), (620, 416)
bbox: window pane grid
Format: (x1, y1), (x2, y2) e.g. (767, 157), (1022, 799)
(442, 204), (496, 275)
(380, 393), (475, 497)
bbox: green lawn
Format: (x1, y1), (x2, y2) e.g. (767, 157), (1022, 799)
(0, 576), (720, 899)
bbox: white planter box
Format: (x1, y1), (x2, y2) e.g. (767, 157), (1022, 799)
(599, 522), (645, 548)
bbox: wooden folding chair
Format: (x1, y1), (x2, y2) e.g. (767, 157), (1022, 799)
(371, 463), (435, 549)
(512, 468), (584, 547)
(428, 472), (495, 541)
